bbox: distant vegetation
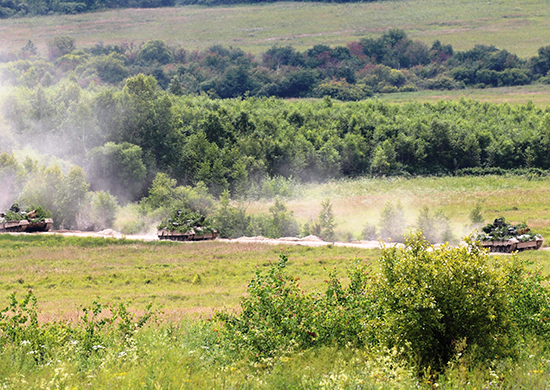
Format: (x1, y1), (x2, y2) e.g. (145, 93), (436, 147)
(3, 77), (550, 229)
(0, 0), (384, 18)
(0, 0), (175, 18)
(2, 28), (550, 231)
(2, 30), (550, 100)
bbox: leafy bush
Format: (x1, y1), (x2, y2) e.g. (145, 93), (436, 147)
(379, 201), (407, 243)
(0, 291), (155, 366)
(83, 191), (118, 230)
(361, 222), (377, 240)
(260, 199), (300, 238)
(212, 190), (250, 238)
(318, 198), (337, 242)
(217, 232), (550, 373)
(215, 254), (376, 360)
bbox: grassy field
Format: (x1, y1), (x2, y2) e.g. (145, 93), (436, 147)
(0, 235), (379, 319)
(2, 227), (550, 388)
(378, 84), (550, 108)
(2, 175), (550, 320)
(3, 175), (550, 388)
(246, 175), (550, 245)
(2, 0), (550, 57)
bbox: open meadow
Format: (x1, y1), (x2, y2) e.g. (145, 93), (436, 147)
(2, 0), (550, 58)
(378, 84), (550, 108)
(249, 175), (550, 246)
(2, 215), (550, 388)
(3, 175), (550, 317)
(3, 0), (550, 385)
(0, 235), (379, 320)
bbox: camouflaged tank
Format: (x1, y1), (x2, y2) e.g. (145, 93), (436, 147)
(157, 208), (218, 242)
(476, 217), (543, 253)
(0, 205), (53, 233)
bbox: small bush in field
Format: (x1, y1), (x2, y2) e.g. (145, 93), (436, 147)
(362, 222), (377, 240)
(319, 198), (337, 242)
(213, 190), (250, 238)
(415, 206), (454, 244)
(215, 254), (377, 359)
(379, 201), (407, 242)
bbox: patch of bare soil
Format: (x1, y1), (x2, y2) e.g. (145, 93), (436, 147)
(17, 230), (389, 249)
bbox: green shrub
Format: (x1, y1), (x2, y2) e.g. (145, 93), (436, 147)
(318, 198), (337, 242)
(213, 190), (250, 238)
(379, 201), (407, 243)
(362, 222), (377, 240)
(374, 232), (550, 372)
(215, 254), (376, 360)
(217, 232), (550, 373)
(0, 291), (155, 368)
(260, 199), (299, 238)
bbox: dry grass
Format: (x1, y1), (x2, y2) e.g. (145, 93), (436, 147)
(1, 0), (550, 57)
(0, 237), (377, 319)
(247, 176), (550, 240)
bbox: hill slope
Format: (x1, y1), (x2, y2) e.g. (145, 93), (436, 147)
(1, 0), (549, 57)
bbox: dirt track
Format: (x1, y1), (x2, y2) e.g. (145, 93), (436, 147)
(24, 229), (389, 250)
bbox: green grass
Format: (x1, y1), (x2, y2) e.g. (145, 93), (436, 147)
(377, 84), (550, 108)
(0, 235), (378, 319)
(3, 173), (550, 388)
(2, 175), (550, 319)
(2, 0), (550, 58)
(1, 233), (550, 389)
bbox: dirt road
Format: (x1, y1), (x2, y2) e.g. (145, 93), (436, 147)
(20, 229), (389, 250)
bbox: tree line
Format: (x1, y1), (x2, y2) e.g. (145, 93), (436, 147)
(0, 0), (381, 18)
(0, 0), (174, 18)
(3, 75), (550, 207)
(2, 31), (550, 101)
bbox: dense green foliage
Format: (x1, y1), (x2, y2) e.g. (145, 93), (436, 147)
(217, 233), (550, 373)
(3, 30), (550, 231)
(5, 85), (550, 205)
(2, 30), (550, 99)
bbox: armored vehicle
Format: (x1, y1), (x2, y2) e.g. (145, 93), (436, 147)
(476, 217), (543, 253)
(156, 208), (217, 242)
(0, 205), (53, 233)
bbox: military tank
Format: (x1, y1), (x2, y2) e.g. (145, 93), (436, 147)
(476, 217), (543, 253)
(157, 208), (218, 242)
(0, 204), (53, 233)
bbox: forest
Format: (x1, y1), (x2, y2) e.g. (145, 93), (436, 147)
(2, 76), (550, 230)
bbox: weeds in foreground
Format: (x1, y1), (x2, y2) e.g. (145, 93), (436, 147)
(0, 290), (155, 374)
